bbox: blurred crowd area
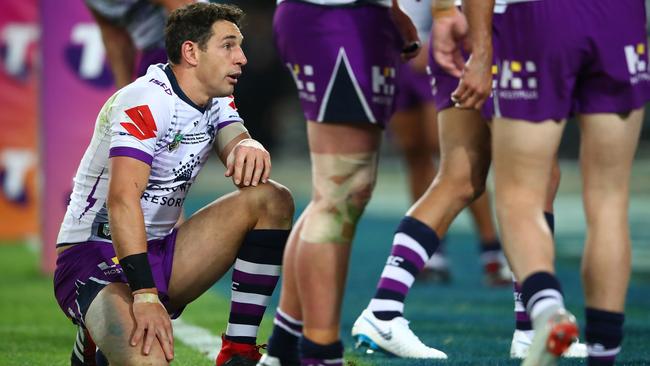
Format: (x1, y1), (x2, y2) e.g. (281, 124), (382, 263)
(1, 0), (650, 248)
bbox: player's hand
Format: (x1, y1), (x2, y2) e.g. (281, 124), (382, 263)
(451, 49), (493, 110)
(432, 7), (468, 78)
(130, 291), (174, 361)
(225, 138), (271, 187)
(390, 2), (421, 60)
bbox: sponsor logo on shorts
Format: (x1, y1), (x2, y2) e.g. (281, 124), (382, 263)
(371, 66), (396, 105)
(97, 256), (122, 276)
(496, 60), (538, 100)
(624, 43), (650, 85)
(287, 63), (317, 102)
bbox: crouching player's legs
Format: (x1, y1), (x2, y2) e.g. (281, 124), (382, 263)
(170, 181), (293, 366)
(83, 182), (294, 366)
(579, 111), (643, 366)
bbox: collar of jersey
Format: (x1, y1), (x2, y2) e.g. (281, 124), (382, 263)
(163, 64), (207, 114)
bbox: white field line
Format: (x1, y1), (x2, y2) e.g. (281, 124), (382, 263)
(172, 317), (221, 361)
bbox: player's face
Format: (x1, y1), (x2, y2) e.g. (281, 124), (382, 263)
(197, 21), (247, 97)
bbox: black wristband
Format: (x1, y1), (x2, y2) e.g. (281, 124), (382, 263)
(120, 253), (156, 292)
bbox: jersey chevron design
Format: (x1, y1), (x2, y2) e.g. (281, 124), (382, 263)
(120, 105), (158, 140)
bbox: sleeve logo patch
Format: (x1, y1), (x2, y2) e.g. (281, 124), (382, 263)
(120, 105), (158, 140)
(228, 95), (237, 110)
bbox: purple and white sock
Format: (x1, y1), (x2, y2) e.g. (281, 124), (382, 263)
(585, 307), (624, 366)
(521, 272), (565, 325)
(225, 230), (289, 344)
(513, 212), (556, 335)
(266, 308), (303, 364)
(299, 337), (343, 366)
(368, 216), (440, 320)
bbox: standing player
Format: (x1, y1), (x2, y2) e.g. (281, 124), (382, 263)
(257, 1), (422, 365)
(351, 0), (586, 359)
(390, 0), (509, 285)
(84, 0), (200, 88)
(439, 0), (649, 365)
(54, 4), (294, 366)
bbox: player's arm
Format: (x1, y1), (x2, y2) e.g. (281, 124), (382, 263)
(216, 129), (271, 188)
(87, 8), (136, 88)
(107, 156), (175, 361)
(431, 0), (468, 77)
(391, 0), (421, 60)
(451, 0), (495, 109)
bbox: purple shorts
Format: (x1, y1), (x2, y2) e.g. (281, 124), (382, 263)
(53, 230), (181, 327)
(273, 1), (402, 127)
(494, 0), (650, 121)
(394, 61), (435, 112)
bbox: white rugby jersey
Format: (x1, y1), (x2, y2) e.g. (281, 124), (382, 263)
(277, 0), (392, 7)
(57, 64), (244, 245)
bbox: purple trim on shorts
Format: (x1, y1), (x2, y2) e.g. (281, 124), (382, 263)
(391, 244), (425, 269)
(109, 147), (153, 166)
(377, 277), (409, 295)
(230, 301), (266, 317)
(216, 120), (241, 130)
(232, 269), (279, 287)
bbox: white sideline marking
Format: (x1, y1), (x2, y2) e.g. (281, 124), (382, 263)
(172, 317), (221, 361)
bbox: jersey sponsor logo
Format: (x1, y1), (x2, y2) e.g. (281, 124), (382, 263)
(496, 60), (538, 100)
(149, 78), (172, 95)
(1, 22), (39, 80)
(65, 22), (113, 88)
(120, 105), (158, 140)
(624, 43), (650, 85)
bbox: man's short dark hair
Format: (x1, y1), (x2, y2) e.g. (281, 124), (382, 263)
(165, 3), (244, 64)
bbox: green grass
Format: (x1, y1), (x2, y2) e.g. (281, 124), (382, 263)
(2, 203), (650, 365)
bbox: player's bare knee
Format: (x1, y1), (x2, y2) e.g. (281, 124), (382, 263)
(244, 180), (294, 225)
(119, 352), (169, 366)
(437, 173), (485, 206)
(301, 152), (377, 244)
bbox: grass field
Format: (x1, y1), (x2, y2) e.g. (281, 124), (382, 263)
(1, 160), (649, 365)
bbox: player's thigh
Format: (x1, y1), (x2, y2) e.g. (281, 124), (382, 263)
(86, 283), (168, 365)
(167, 189), (257, 306)
(492, 117), (565, 203)
(578, 111), (643, 198)
(307, 122), (382, 154)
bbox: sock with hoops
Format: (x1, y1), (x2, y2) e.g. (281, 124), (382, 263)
(266, 308), (303, 365)
(299, 336), (343, 366)
(369, 216), (440, 320)
(225, 230), (289, 344)
(585, 308), (624, 366)
(521, 271), (565, 328)
(513, 212), (556, 335)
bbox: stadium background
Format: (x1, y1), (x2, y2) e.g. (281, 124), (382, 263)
(0, 0), (648, 364)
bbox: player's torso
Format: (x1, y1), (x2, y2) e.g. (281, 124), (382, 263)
(58, 66), (227, 244)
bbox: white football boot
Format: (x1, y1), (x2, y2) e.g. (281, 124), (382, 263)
(351, 309), (447, 359)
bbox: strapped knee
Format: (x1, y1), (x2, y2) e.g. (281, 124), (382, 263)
(301, 152), (378, 244)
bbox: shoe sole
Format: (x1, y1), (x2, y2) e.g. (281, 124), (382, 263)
(522, 311), (579, 366)
(353, 334), (398, 357)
